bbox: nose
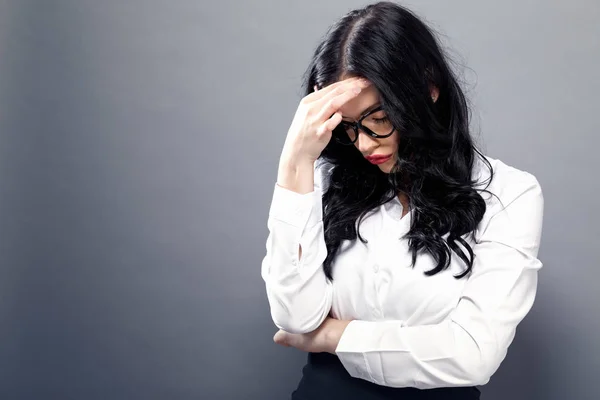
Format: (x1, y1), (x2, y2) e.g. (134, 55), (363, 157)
(355, 130), (379, 155)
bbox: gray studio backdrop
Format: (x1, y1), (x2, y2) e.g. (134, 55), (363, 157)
(0, 0), (598, 399)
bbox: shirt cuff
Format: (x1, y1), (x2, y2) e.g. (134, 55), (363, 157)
(334, 320), (373, 381)
(268, 183), (323, 230)
(335, 320), (407, 383)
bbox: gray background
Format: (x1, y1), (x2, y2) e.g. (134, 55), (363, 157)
(0, 0), (598, 399)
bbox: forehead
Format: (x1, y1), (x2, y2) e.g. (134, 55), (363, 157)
(337, 84), (382, 120)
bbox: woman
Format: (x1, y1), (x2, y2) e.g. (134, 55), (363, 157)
(261, 2), (544, 399)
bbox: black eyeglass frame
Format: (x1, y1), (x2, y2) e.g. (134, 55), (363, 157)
(334, 105), (395, 145)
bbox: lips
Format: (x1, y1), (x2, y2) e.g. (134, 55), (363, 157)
(365, 154), (393, 164)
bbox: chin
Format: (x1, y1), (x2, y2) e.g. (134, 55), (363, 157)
(378, 160), (396, 174)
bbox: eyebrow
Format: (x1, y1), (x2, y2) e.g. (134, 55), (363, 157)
(341, 103), (382, 120)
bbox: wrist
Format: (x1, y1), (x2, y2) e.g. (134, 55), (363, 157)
(279, 153), (315, 170)
(277, 157), (315, 194)
(326, 319), (352, 354)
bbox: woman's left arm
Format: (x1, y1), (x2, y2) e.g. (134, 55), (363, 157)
(334, 174), (544, 388)
(277, 173), (544, 389)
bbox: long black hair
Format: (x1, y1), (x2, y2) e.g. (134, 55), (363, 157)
(302, 1), (493, 280)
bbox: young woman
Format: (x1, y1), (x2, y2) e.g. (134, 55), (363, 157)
(261, 2), (544, 399)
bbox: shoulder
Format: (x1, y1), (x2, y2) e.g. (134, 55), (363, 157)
(473, 155), (544, 245)
(474, 155), (543, 213)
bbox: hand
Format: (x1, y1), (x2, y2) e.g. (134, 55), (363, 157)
(281, 77), (372, 164)
(273, 317), (353, 354)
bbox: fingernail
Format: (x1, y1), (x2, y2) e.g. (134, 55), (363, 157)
(353, 87), (362, 94)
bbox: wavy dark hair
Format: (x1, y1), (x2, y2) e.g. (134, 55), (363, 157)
(302, 1), (493, 281)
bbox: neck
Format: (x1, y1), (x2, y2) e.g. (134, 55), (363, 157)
(398, 192), (410, 216)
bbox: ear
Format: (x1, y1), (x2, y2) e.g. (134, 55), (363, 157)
(429, 84), (439, 103)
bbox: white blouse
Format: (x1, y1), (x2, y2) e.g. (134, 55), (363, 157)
(261, 156), (544, 389)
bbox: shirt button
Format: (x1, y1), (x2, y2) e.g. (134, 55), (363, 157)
(291, 259), (298, 266)
(373, 264), (379, 273)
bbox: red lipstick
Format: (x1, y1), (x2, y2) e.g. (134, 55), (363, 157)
(365, 154), (393, 165)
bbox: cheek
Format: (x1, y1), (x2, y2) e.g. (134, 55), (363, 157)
(385, 131), (400, 149)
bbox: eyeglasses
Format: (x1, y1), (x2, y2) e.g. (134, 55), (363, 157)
(334, 105), (395, 145)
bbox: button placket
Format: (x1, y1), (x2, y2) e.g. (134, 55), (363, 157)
(370, 214), (389, 318)
(369, 265), (382, 317)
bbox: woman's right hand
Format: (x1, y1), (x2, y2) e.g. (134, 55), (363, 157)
(280, 77), (372, 165)
(276, 77), (372, 194)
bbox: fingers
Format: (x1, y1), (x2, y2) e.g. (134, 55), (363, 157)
(305, 76), (368, 103)
(313, 80), (371, 119)
(273, 330), (290, 347)
(307, 77), (358, 101)
(315, 111), (342, 138)
(315, 78), (371, 106)
(313, 86), (362, 123)
(274, 329), (301, 348)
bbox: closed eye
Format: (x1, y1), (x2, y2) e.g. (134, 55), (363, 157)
(372, 116), (390, 124)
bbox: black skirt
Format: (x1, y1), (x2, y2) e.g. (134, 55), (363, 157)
(291, 352), (481, 400)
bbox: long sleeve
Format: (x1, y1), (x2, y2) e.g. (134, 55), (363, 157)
(335, 174), (544, 388)
(261, 161), (332, 334)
